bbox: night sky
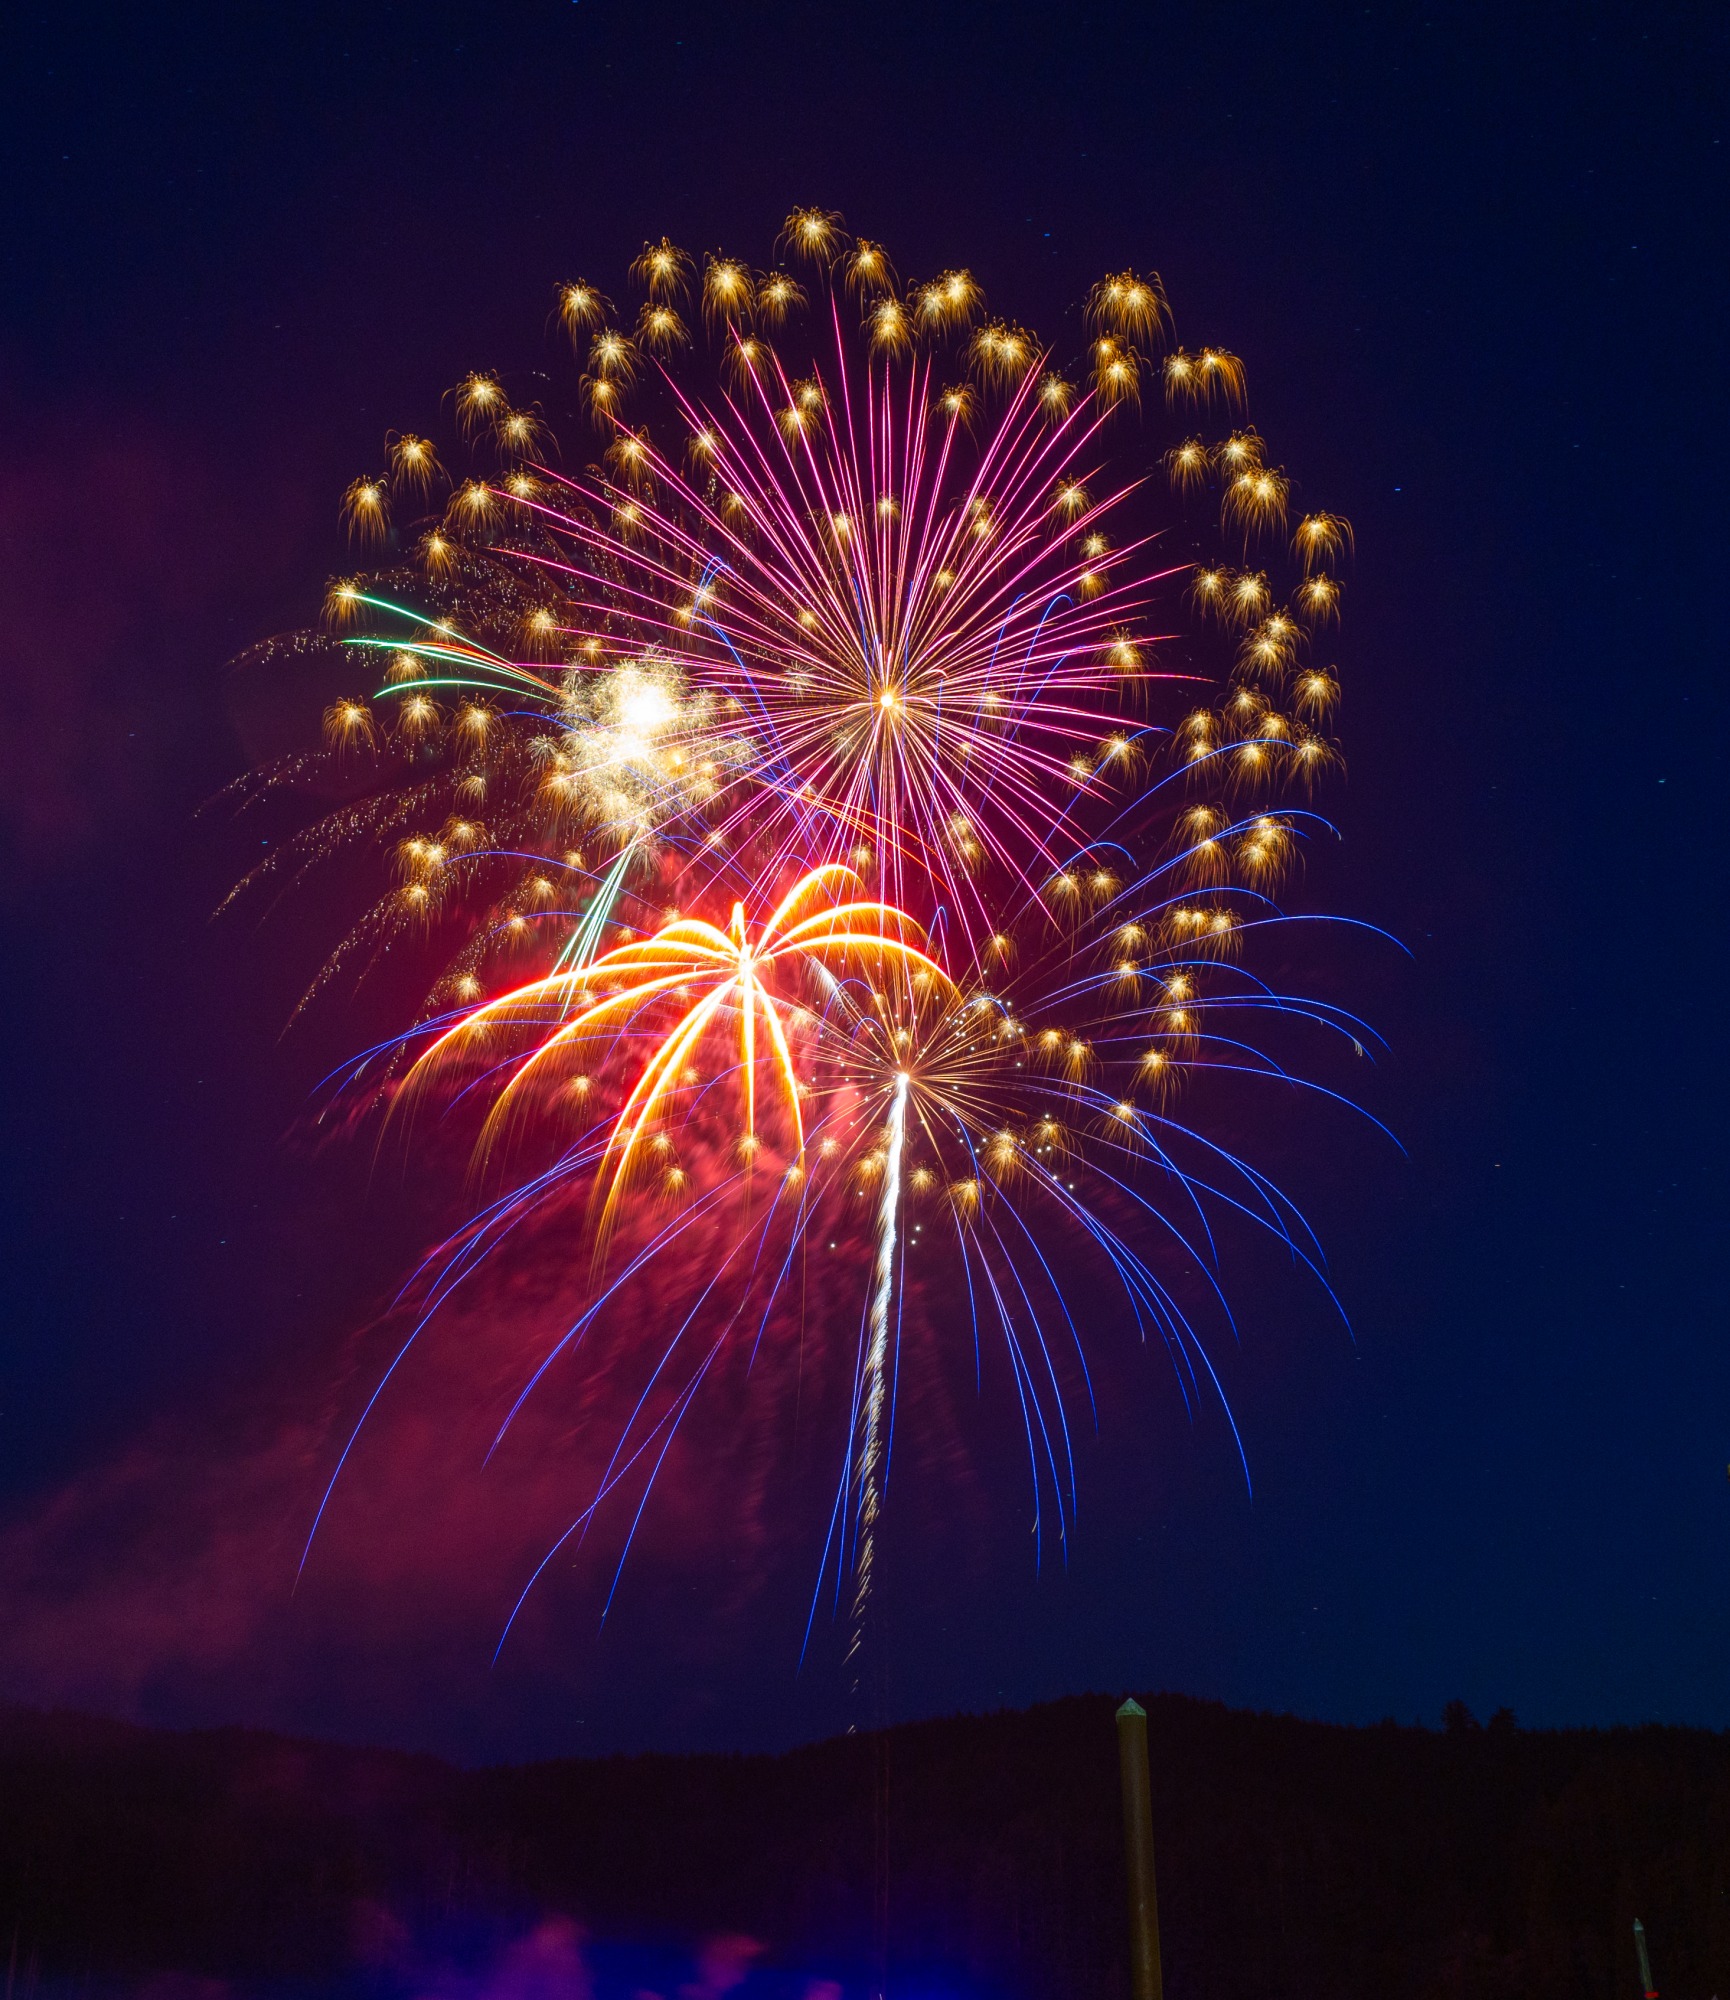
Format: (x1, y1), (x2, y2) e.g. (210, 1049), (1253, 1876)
(1, 1), (1724, 1763)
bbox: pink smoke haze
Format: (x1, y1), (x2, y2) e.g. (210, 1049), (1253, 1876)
(0, 1172), (1029, 1755)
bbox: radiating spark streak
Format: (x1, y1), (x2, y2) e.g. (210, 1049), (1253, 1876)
(487, 1172), (747, 1457)
(988, 1189), (1099, 1432)
(973, 1248), (1052, 1564)
(975, 1203), (1080, 1529)
(495, 1187), (791, 1658)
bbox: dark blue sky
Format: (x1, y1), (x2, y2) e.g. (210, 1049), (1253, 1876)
(0, 0), (1724, 1761)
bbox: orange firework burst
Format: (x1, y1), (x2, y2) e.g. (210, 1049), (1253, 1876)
(401, 864), (949, 1233)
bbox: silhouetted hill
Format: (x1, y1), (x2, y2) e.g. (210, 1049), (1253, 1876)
(3, 1695), (1726, 1999)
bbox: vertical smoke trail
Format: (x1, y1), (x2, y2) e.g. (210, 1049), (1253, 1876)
(848, 1071), (909, 1688)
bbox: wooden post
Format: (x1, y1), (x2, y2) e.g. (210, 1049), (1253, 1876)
(1116, 1698), (1163, 2000)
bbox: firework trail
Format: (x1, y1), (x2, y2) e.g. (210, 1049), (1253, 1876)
(848, 1069), (908, 1687)
(226, 205), (1384, 1672)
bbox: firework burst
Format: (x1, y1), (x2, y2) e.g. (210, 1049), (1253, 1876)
(230, 207), (1383, 1677)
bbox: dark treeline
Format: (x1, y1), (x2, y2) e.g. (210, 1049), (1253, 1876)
(3, 1694), (1728, 2000)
